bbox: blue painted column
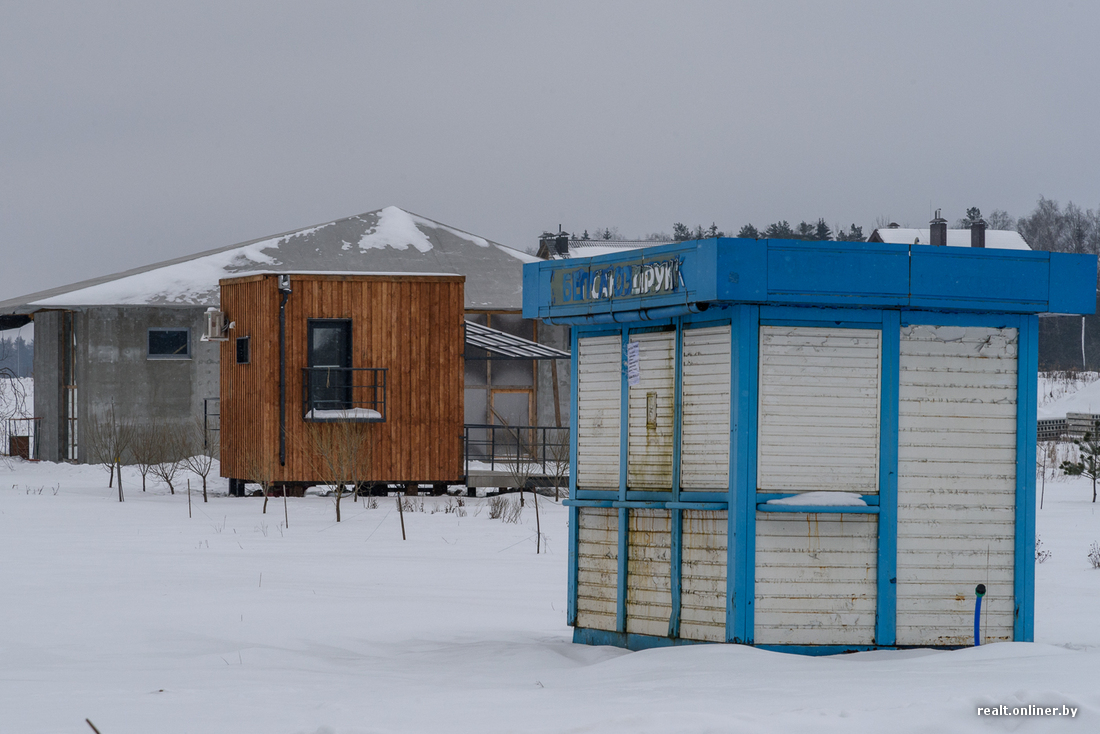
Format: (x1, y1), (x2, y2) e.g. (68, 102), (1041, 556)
(1015, 314), (1038, 641)
(669, 319), (684, 637)
(728, 305), (759, 643)
(876, 310), (900, 647)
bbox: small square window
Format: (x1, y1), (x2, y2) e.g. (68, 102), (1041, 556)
(236, 336), (251, 364)
(148, 328), (190, 359)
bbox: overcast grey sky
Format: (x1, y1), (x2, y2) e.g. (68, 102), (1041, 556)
(3, 1), (1099, 301)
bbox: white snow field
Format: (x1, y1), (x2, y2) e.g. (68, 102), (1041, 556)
(1, 460), (1099, 733)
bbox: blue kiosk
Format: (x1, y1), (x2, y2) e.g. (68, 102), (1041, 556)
(522, 237), (1096, 653)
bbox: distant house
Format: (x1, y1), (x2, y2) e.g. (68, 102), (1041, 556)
(0, 207), (569, 464)
(536, 233), (672, 260)
(869, 222), (1031, 250)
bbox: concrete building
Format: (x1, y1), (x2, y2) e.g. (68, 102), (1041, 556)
(524, 236), (1095, 653)
(0, 206), (569, 463)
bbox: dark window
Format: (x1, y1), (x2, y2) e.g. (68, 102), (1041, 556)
(307, 320), (352, 410)
(148, 328), (190, 359)
(236, 336), (250, 364)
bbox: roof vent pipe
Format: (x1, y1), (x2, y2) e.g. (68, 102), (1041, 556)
(971, 217), (986, 248)
(930, 210), (948, 247)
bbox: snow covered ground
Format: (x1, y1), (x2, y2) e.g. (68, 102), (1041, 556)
(1038, 371), (1100, 416)
(1, 459), (1099, 733)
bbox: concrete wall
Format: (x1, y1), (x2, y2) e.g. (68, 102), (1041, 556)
(78, 306), (219, 462)
(33, 306), (218, 463)
(31, 311), (63, 462)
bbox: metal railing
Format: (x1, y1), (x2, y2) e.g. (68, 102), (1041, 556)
(463, 423), (569, 477)
(4, 417), (41, 460)
(302, 367), (387, 422)
(203, 397), (220, 450)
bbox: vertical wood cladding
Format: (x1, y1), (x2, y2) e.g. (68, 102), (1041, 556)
(219, 273), (464, 484)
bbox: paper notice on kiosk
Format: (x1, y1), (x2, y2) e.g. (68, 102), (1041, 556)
(626, 341), (640, 386)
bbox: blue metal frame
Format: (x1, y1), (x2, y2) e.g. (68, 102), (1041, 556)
(523, 238), (1096, 321)
(668, 320), (685, 637)
(1016, 315), (1038, 641)
(729, 305), (758, 643)
(877, 309), (900, 647)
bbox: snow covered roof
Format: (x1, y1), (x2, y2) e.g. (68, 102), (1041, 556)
(869, 227), (1031, 250)
(548, 240), (668, 260)
(0, 206), (538, 313)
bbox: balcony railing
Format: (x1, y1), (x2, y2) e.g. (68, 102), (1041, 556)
(302, 367), (387, 422)
(463, 423), (569, 477)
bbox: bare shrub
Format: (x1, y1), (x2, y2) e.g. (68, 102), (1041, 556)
(236, 441), (280, 515)
(148, 422), (187, 495)
(442, 497), (467, 517)
(183, 417), (218, 503)
(305, 421), (373, 523)
(503, 496), (523, 524)
(1089, 541), (1100, 569)
(547, 427), (569, 502)
(488, 494), (507, 519)
(84, 402), (135, 502)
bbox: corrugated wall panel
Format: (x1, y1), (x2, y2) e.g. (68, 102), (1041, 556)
(754, 514), (878, 645)
(576, 335), (622, 490)
(625, 509), (672, 637)
(896, 325), (1017, 646)
(627, 331), (675, 489)
(757, 327), (881, 494)
(680, 326), (732, 491)
(680, 510), (728, 642)
(576, 507), (619, 631)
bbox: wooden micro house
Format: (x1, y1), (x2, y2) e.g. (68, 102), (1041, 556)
(217, 273), (464, 493)
(524, 235), (1096, 653)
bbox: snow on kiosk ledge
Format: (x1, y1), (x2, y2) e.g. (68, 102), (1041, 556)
(766, 491), (867, 506)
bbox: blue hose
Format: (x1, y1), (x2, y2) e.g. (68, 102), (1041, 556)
(974, 584), (986, 646)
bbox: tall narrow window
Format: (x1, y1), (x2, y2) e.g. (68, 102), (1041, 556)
(235, 336), (251, 365)
(307, 320), (352, 410)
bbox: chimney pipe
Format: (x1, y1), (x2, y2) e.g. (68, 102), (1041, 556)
(971, 218), (986, 248)
(930, 209), (948, 247)
(555, 233), (569, 256)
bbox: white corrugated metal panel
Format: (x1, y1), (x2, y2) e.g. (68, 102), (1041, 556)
(627, 331), (675, 490)
(577, 335), (622, 490)
(625, 509), (672, 637)
(680, 326), (732, 491)
(757, 327), (881, 494)
(576, 507), (619, 631)
(680, 510), (728, 642)
(896, 325), (1018, 646)
(754, 514), (878, 645)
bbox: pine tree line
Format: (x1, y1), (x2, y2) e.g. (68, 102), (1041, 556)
(0, 336), (33, 378)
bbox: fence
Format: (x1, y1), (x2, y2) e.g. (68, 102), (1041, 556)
(3, 417), (41, 460)
(463, 423), (568, 478)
